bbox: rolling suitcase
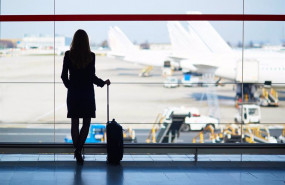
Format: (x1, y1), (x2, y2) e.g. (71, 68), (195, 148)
(106, 85), (124, 164)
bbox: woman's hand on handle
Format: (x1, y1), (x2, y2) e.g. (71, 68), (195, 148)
(105, 79), (111, 86)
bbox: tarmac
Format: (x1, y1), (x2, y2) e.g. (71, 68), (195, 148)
(0, 54), (284, 139)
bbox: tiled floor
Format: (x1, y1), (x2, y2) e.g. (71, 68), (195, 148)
(1, 154), (285, 162)
(0, 155), (285, 185)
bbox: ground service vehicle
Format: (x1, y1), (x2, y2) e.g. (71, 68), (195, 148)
(162, 107), (219, 132)
(183, 113), (219, 131)
(234, 104), (261, 124)
(65, 124), (106, 143)
(163, 77), (179, 88)
(65, 124), (137, 143)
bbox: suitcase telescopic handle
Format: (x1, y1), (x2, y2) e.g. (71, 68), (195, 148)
(107, 84), (109, 123)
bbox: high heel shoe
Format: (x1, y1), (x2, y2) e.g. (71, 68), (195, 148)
(74, 149), (84, 165)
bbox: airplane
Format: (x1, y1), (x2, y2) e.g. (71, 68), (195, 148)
(185, 12), (285, 86)
(108, 26), (177, 76)
(167, 15), (285, 105)
(107, 18), (285, 106)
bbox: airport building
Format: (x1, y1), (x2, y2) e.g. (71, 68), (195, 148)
(17, 35), (67, 49)
(0, 1), (284, 185)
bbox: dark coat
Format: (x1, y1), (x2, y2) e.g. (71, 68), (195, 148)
(61, 51), (105, 118)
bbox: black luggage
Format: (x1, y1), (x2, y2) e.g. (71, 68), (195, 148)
(106, 86), (124, 164)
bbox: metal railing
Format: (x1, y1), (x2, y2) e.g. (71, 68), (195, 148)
(0, 143), (284, 162)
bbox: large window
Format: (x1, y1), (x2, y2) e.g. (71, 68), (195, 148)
(0, 0), (284, 144)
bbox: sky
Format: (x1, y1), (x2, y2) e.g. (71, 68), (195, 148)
(0, 0), (284, 45)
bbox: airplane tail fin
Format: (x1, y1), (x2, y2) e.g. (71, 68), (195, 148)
(108, 26), (137, 53)
(167, 21), (210, 57)
(187, 11), (232, 53)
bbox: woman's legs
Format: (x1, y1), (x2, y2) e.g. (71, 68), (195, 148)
(71, 117), (91, 151)
(71, 118), (80, 149)
(71, 117), (91, 164)
(77, 117), (91, 152)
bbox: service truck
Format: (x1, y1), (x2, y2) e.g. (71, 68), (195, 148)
(234, 104), (261, 124)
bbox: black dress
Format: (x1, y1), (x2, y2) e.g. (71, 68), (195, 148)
(61, 51), (105, 118)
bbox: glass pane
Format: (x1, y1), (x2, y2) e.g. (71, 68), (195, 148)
(0, 22), (54, 82)
(55, 83), (108, 143)
(54, 21), (178, 83)
(243, 21), (285, 125)
(56, 83), (244, 144)
(0, 83), (54, 143)
(1, 0), (54, 15)
(244, 0), (285, 15)
(55, 0), (242, 14)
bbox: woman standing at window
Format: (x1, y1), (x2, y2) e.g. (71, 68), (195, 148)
(61, 29), (110, 165)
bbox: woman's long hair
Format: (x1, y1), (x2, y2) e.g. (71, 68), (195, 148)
(69, 29), (92, 69)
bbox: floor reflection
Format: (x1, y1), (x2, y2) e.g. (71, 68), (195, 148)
(73, 165), (85, 185)
(71, 162), (124, 185)
(0, 160), (284, 185)
(106, 164), (124, 185)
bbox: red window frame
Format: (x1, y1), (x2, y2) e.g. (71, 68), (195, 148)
(0, 14), (284, 22)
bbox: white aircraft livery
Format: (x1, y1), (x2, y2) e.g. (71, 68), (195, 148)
(167, 12), (285, 87)
(108, 26), (170, 67)
(107, 14), (285, 104)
